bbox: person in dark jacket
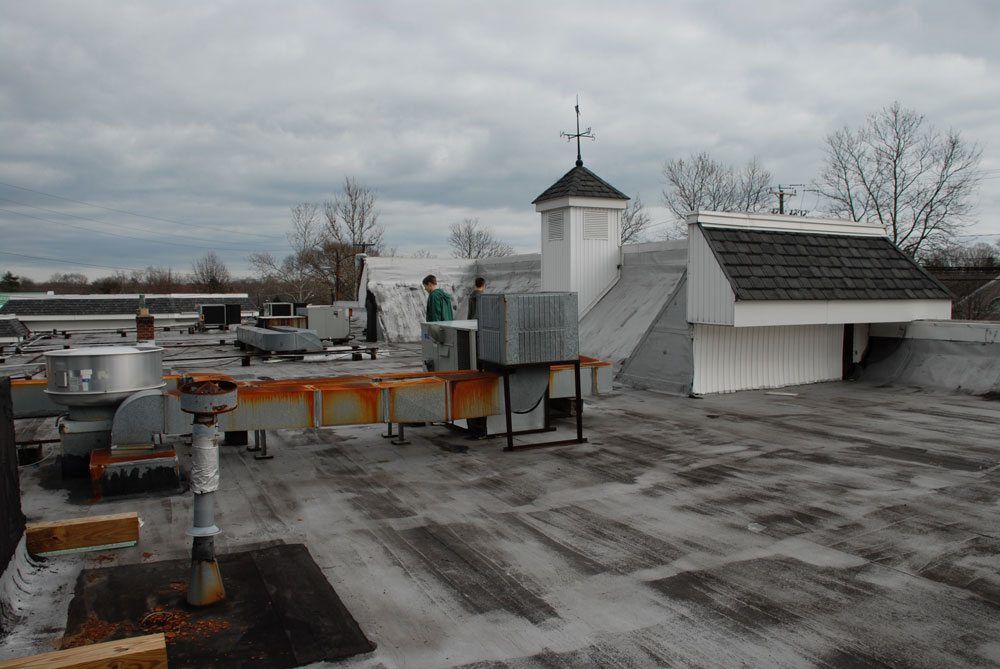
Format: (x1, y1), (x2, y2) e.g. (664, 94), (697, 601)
(422, 274), (454, 322)
(467, 276), (486, 319)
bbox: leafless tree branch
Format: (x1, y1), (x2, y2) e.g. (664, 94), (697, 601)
(448, 218), (514, 259)
(819, 101), (983, 258)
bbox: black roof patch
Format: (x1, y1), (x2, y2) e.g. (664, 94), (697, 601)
(700, 226), (951, 301)
(532, 165), (630, 204)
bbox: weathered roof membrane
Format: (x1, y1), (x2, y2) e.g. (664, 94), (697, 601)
(701, 226), (951, 301)
(4, 329), (1000, 666)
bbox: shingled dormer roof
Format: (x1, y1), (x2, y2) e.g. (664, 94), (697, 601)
(700, 226), (951, 301)
(532, 164), (629, 204)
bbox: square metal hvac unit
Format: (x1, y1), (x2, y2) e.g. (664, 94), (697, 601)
(199, 304), (226, 326)
(224, 303), (242, 325)
(477, 292), (579, 365)
(264, 302), (293, 317)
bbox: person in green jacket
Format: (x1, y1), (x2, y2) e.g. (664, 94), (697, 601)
(422, 274), (454, 322)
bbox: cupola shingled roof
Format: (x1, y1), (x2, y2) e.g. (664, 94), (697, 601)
(532, 164), (630, 204)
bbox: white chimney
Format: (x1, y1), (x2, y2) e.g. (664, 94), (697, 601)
(533, 161), (628, 316)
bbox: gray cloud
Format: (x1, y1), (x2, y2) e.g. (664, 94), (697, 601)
(1, 0), (998, 279)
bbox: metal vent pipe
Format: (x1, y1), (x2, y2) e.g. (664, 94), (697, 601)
(179, 379), (238, 607)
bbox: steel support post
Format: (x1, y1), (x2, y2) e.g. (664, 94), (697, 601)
(502, 369), (514, 451)
(574, 359), (584, 443)
(391, 423), (410, 446)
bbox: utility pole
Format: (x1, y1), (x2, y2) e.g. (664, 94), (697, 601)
(770, 184), (803, 215)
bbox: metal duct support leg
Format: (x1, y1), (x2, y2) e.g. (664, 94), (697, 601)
(391, 423), (410, 446)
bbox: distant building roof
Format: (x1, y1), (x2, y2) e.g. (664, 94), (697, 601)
(0, 316), (30, 339)
(532, 164), (630, 204)
(701, 226), (951, 301)
(0, 294), (254, 317)
(922, 265), (999, 300)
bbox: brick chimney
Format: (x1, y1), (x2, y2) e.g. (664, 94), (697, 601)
(136, 294), (155, 345)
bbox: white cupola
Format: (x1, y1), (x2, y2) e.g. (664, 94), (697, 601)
(533, 158), (629, 317)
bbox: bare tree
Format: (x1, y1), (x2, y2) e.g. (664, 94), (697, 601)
(191, 251), (231, 292)
(819, 102), (983, 258)
(662, 153), (773, 234)
(448, 218), (514, 259)
(620, 194), (651, 245)
(142, 266), (178, 293)
(736, 158), (773, 213)
(323, 177), (384, 253)
(292, 178), (387, 300)
(411, 249), (437, 259)
(923, 241), (999, 268)
(248, 251), (322, 303)
(248, 203), (327, 302)
(49, 272), (89, 286)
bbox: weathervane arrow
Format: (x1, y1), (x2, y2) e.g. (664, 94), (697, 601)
(560, 95), (595, 167)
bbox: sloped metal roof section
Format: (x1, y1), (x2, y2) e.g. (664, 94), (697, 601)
(531, 165), (630, 204)
(579, 241), (687, 368)
(700, 226), (951, 301)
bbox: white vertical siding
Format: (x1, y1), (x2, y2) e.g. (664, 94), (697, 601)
(686, 225), (735, 325)
(571, 206), (620, 316)
(692, 323), (842, 394)
(540, 204), (620, 315)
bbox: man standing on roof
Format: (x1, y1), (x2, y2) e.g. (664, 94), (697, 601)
(422, 275), (454, 322)
(467, 276), (486, 319)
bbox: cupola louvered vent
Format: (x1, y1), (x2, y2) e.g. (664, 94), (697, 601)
(547, 210), (565, 241)
(583, 209), (609, 240)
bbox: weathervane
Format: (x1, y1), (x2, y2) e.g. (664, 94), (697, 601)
(560, 96), (595, 167)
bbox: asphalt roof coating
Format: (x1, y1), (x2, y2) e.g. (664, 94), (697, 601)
(6, 334), (1000, 667)
(532, 164), (630, 204)
(700, 225), (952, 301)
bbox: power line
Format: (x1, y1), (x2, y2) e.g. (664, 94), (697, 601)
(0, 180), (287, 241)
(0, 249), (141, 272)
(0, 203), (276, 253)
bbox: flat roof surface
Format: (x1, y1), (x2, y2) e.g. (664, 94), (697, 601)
(6, 330), (1000, 667)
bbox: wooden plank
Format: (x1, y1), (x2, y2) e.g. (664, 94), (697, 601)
(25, 512), (139, 556)
(0, 633), (167, 669)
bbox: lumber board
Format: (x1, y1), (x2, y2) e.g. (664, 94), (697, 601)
(25, 512), (139, 556)
(0, 633), (167, 668)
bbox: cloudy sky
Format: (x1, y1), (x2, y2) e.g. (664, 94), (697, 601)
(2, 1), (999, 280)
